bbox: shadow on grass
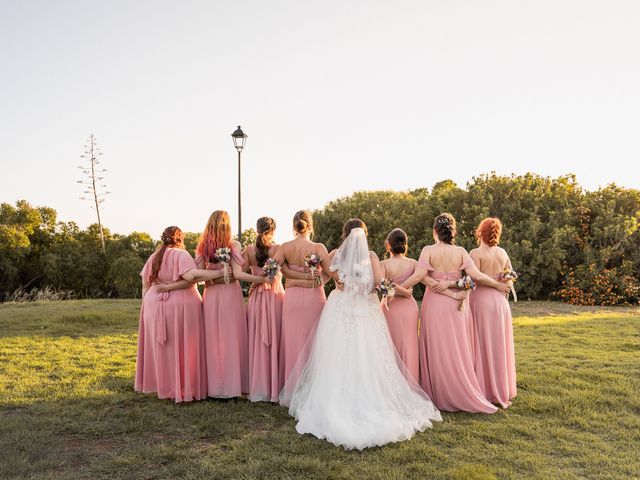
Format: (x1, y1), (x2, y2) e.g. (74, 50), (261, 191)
(2, 384), (516, 480)
(2, 300), (640, 479)
(0, 382), (297, 480)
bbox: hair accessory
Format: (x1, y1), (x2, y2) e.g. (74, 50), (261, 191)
(437, 217), (450, 225)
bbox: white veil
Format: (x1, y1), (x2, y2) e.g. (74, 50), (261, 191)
(329, 227), (374, 296)
(280, 228), (442, 444)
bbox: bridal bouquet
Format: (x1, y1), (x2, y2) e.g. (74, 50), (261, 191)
(456, 275), (476, 311)
(304, 253), (322, 286)
(214, 247), (232, 284)
(498, 268), (518, 302)
(376, 278), (396, 310)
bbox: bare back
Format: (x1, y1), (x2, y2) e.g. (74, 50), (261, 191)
(421, 243), (470, 272)
(469, 245), (511, 277)
(276, 236), (328, 268)
(380, 255), (416, 280)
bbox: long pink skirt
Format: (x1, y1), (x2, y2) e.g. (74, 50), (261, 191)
(247, 284), (284, 402)
(470, 286), (517, 408)
(382, 296), (419, 383)
(279, 286), (326, 387)
(419, 290), (498, 413)
(135, 286), (207, 403)
(202, 281), (248, 398)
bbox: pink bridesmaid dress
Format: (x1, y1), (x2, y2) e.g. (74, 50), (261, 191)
(382, 267), (420, 383)
(199, 246), (248, 398)
(470, 280), (517, 408)
(135, 248), (207, 403)
(247, 265), (284, 402)
(418, 258), (498, 414)
(279, 264), (326, 387)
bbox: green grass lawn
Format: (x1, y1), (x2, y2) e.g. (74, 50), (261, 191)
(0, 300), (639, 480)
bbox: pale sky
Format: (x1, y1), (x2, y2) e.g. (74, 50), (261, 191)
(1, 0), (639, 242)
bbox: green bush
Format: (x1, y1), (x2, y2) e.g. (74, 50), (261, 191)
(1, 173), (639, 304)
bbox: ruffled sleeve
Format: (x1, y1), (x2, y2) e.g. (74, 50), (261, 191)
(231, 245), (245, 266)
(140, 254), (153, 281)
(417, 258), (434, 271)
(176, 250), (197, 281)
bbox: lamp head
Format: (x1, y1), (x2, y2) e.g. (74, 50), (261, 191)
(232, 125), (247, 151)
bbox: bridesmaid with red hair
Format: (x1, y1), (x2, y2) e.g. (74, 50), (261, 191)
(136, 226), (228, 403)
(243, 217), (284, 402)
(469, 217), (517, 408)
(196, 210), (271, 398)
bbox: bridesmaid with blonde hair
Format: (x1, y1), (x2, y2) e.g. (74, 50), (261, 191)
(196, 210), (272, 398)
(243, 216), (285, 402)
(400, 213), (510, 413)
(469, 217), (517, 408)
(136, 226), (229, 403)
(274, 210), (331, 388)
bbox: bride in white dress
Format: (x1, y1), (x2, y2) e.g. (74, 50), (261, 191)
(280, 220), (441, 450)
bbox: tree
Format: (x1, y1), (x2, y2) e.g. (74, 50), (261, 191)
(2, 174), (639, 303)
(77, 134), (109, 254)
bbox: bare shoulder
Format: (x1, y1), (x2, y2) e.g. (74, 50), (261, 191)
(456, 245), (469, 254)
(314, 241), (329, 254)
(268, 244), (280, 256)
(417, 245), (432, 261)
(469, 247), (481, 260)
(231, 240), (242, 250)
(369, 251), (380, 261)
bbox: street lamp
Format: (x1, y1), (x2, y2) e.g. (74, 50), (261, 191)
(232, 126), (248, 246)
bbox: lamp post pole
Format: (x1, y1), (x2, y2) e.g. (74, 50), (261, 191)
(232, 126), (248, 247)
(237, 147), (242, 247)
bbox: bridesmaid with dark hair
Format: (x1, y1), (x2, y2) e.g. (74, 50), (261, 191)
(136, 226), (227, 403)
(470, 217), (517, 408)
(379, 228), (420, 381)
(380, 228), (462, 382)
(400, 213), (510, 413)
(274, 210), (331, 389)
(243, 216), (285, 402)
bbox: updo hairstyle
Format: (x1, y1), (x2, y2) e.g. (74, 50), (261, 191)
(433, 213), (457, 244)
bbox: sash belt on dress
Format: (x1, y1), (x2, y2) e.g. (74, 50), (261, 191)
(254, 287), (271, 347)
(156, 291), (169, 346)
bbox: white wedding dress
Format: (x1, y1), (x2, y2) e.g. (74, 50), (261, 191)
(280, 228), (441, 450)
